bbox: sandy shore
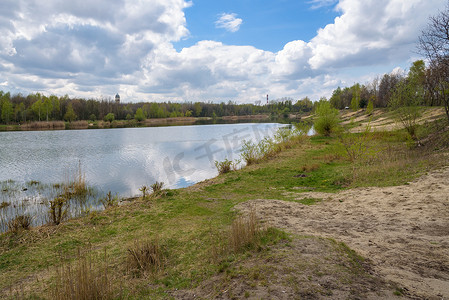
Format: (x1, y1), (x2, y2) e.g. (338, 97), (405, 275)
(236, 166), (449, 299)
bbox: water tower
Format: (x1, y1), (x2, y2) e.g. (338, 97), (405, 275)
(115, 93), (120, 104)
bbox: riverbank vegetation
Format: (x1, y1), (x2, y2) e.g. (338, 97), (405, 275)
(1, 107), (448, 298)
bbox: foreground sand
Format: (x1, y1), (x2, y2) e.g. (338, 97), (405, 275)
(236, 166), (449, 299)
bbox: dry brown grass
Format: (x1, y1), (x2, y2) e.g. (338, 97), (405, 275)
(50, 249), (114, 300)
(299, 163), (321, 172)
(20, 121), (65, 130)
(67, 120), (88, 129)
(229, 209), (261, 253)
(7, 215), (32, 233)
(126, 239), (164, 277)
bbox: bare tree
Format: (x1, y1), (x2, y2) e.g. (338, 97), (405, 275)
(418, 2), (449, 122)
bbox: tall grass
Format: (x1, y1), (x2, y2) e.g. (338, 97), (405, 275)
(50, 249), (114, 300)
(229, 209), (261, 253)
(126, 239), (164, 277)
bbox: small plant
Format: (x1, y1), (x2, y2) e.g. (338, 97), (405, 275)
(48, 196), (68, 225)
(7, 214), (32, 233)
(151, 181), (164, 194)
(100, 191), (119, 208)
(139, 185), (149, 199)
(127, 239), (164, 277)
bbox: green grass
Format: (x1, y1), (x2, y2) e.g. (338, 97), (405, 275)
(0, 117), (448, 298)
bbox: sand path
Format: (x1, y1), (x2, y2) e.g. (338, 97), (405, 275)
(235, 167), (449, 299)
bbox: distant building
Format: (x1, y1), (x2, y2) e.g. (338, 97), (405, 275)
(115, 93), (120, 103)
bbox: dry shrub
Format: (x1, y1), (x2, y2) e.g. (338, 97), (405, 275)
(51, 249), (113, 300)
(127, 239), (164, 277)
(229, 209), (261, 253)
(7, 214), (32, 233)
(48, 196), (68, 225)
(151, 181), (164, 194)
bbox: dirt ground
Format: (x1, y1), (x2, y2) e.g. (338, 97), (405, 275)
(235, 166), (449, 299)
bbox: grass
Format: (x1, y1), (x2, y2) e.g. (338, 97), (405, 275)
(0, 116), (448, 298)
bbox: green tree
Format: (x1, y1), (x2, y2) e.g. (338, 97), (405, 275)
(64, 103), (77, 122)
(134, 108), (145, 121)
(1, 98), (13, 123)
(104, 112), (115, 123)
(351, 84), (361, 111)
(389, 78), (423, 141)
(366, 96), (374, 115)
(42, 96), (53, 121)
(194, 102), (202, 117)
(314, 100), (341, 136)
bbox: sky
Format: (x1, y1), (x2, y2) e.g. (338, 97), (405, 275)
(0, 0), (446, 103)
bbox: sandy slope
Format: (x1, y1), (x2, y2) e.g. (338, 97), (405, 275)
(236, 166), (449, 299)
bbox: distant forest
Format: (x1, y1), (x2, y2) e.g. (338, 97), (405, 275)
(0, 60), (447, 125)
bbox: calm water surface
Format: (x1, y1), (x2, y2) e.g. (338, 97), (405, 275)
(0, 123), (284, 198)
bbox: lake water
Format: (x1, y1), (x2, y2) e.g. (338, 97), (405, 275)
(0, 123), (285, 229)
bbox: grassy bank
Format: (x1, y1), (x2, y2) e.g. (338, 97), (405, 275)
(0, 114), (448, 298)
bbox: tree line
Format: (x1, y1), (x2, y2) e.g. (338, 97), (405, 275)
(0, 92), (317, 124)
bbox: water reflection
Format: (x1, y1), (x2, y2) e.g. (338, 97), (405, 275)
(0, 123), (285, 197)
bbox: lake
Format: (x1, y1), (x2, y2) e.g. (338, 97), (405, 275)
(0, 123), (285, 229)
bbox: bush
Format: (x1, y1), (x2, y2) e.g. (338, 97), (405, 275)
(314, 101), (340, 136)
(100, 191), (119, 208)
(214, 158), (238, 174)
(48, 196), (68, 225)
(151, 182), (164, 194)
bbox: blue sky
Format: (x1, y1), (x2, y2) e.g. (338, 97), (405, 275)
(176, 0), (339, 52)
(0, 0), (446, 103)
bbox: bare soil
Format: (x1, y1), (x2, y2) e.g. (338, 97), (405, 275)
(235, 166), (449, 299)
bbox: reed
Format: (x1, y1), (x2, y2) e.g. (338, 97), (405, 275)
(67, 120), (89, 129)
(20, 121), (65, 130)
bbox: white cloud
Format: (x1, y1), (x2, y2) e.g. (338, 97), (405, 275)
(215, 13), (243, 33)
(308, 0), (339, 9)
(0, 0), (446, 103)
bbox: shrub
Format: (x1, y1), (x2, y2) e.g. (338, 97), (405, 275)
(215, 158), (239, 174)
(151, 182), (164, 194)
(48, 196), (68, 225)
(314, 101), (341, 136)
(100, 191), (119, 208)
(104, 113), (115, 123)
(139, 185), (149, 199)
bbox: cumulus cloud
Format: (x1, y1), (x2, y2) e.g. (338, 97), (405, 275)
(215, 13), (243, 33)
(0, 0), (445, 103)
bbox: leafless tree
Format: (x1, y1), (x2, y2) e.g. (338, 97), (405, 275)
(418, 2), (449, 121)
